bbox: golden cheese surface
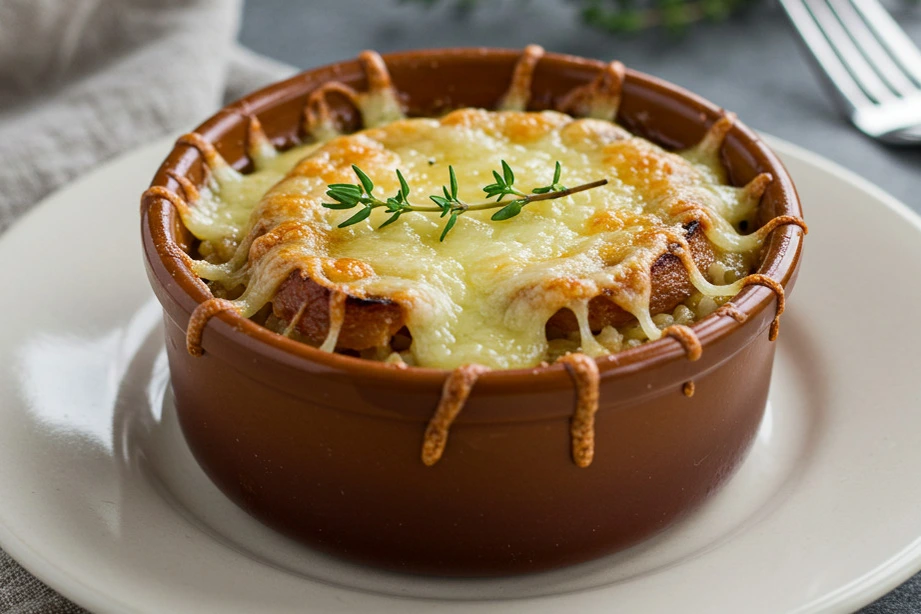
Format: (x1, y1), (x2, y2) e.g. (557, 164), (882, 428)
(183, 109), (759, 369)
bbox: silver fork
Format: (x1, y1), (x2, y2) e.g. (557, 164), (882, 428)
(780, 0), (921, 145)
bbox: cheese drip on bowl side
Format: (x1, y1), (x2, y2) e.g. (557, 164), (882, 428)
(175, 108), (769, 370)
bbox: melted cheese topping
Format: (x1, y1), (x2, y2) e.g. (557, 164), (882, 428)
(183, 143), (322, 261)
(177, 108), (767, 370)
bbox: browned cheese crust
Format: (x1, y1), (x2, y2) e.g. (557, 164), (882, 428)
(546, 221), (713, 334)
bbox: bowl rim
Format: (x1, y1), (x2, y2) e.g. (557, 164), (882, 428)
(141, 46), (805, 390)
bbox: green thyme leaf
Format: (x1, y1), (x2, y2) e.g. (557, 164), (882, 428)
(328, 183), (362, 196)
(352, 164), (375, 195)
(491, 200), (525, 221)
(531, 161), (568, 194)
(430, 195), (452, 216)
(396, 169), (411, 199)
(338, 206), (372, 228)
(379, 211), (402, 228)
(440, 212), (459, 241)
(325, 184), (362, 205)
(501, 160), (515, 186)
(449, 166), (458, 199)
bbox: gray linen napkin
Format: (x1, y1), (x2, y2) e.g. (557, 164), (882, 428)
(0, 0), (295, 234)
(0, 0), (294, 611)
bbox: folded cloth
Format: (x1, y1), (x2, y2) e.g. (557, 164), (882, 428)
(0, 0), (294, 611)
(0, 0), (296, 236)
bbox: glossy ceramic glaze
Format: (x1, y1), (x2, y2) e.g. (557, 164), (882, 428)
(140, 48), (804, 576)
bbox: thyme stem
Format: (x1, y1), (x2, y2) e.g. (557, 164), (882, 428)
(323, 161), (608, 241)
(377, 179), (609, 213)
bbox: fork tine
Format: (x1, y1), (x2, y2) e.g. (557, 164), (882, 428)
(827, 0), (918, 95)
(780, 0), (874, 112)
(849, 0), (921, 85)
(805, 0), (896, 102)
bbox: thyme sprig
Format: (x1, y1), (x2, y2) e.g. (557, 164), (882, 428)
(323, 161), (608, 241)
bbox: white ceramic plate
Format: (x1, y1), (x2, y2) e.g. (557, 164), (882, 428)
(1, 135), (920, 614)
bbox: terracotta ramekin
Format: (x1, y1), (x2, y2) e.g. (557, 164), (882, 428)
(141, 48), (804, 577)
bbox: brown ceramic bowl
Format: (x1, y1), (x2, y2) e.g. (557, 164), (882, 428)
(141, 47), (804, 577)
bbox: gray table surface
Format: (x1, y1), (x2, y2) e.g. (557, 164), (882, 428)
(241, 1), (921, 612)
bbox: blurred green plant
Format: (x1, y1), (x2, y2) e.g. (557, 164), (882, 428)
(403, 0), (763, 33)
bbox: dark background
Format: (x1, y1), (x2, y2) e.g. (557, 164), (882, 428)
(239, 1), (920, 611)
(241, 0), (921, 211)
